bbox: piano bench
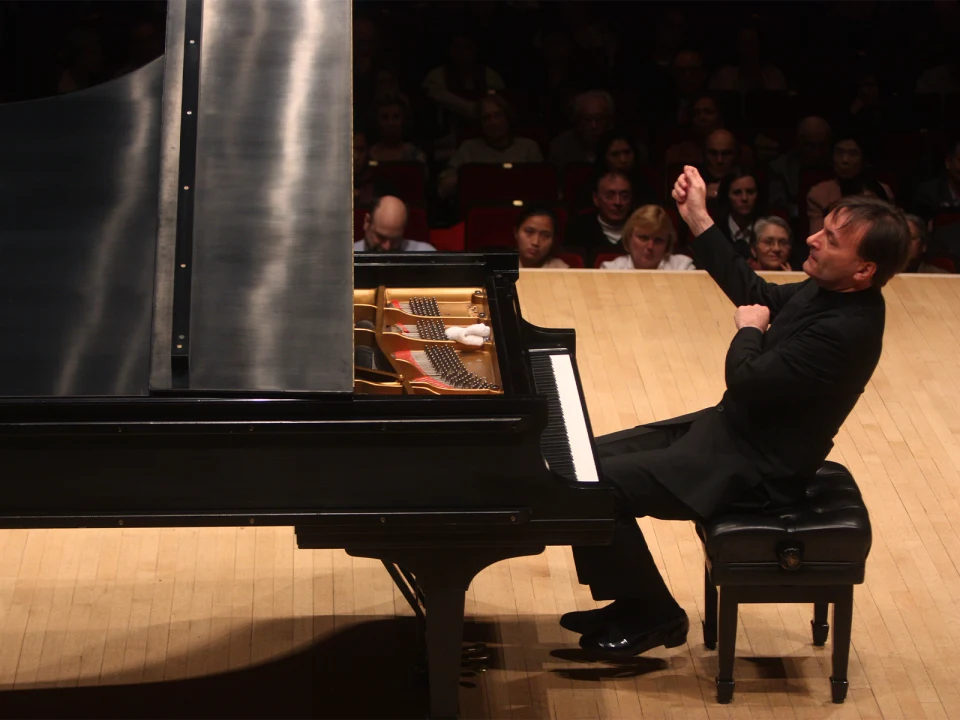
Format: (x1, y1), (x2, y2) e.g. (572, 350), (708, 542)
(696, 461), (872, 705)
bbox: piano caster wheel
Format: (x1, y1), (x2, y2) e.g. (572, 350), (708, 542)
(716, 678), (734, 704)
(830, 677), (848, 703)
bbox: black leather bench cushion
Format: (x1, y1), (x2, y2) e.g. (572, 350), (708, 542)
(699, 462), (872, 584)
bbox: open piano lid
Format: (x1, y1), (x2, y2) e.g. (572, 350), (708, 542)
(0, 0), (355, 398)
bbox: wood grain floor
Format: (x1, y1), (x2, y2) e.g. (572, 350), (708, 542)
(2, 269), (960, 719)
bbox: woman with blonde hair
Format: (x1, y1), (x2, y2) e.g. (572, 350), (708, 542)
(600, 205), (696, 269)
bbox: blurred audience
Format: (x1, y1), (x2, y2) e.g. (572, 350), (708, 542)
(903, 214), (940, 273)
(807, 134), (894, 233)
(368, 92), (427, 165)
(709, 27), (788, 94)
(768, 117), (833, 220)
(548, 90), (615, 169)
(599, 205), (695, 269)
(714, 168), (765, 257)
(914, 137), (960, 222)
(438, 94), (543, 199)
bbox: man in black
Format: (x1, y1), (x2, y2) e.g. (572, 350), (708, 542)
(565, 165), (911, 656)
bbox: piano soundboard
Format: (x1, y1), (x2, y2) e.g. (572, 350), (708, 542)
(354, 287), (504, 396)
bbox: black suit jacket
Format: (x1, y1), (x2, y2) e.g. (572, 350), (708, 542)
(634, 224), (885, 518)
(565, 212), (623, 267)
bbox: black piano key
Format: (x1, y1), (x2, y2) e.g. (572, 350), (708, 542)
(530, 354), (577, 480)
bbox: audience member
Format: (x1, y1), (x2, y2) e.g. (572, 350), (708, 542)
(600, 205), (695, 270)
(664, 94), (723, 165)
(368, 92), (427, 165)
(548, 90), (616, 170)
(709, 27), (788, 94)
(515, 207), (569, 269)
(422, 31), (506, 162)
(807, 135), (894, 233)
(565, 170), (633, 266)
(354, 130), (397, 209)
(748, 216), (793, 271)
(577, 130), (656, 209)
(528, 25), (591, 134)
(353, 17), (389, 132)
(437, 94), (544, 199)
(701, 129), (743, 198)
(667, 50), (707, 127)
(354, 196), (435, 253)
(913, 136), (960, 222)
(714, 168), (765, 258)
(903, 214), (941, 273)
(915, 51), (960, 95)
(768, 116), (833, 220)
(56, 24), (106, 94)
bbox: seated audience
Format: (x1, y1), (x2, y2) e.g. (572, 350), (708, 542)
(515, 207), (569, 269)
(368, 92), (427, 165)
(354, 130), (397, 209)
(748, 216), (793, 271)
(700, 128), (744, 198)
(574, 130), (656, 210)
(548, 90), (616, 170)
(565, 170), (634, 266)
(768, 116), (833, 220)
(913, 136), (960, 222)
(807, 134), (894, 233)
(714, 168), (765, 258)
(903, 214), (942, 273)
(667, 50), (708, 127)
(600, 205), (695, 270)
(708, 27), (788, 94)
(664, 93), (724, 166)
(354, 196), (436, 253)
(437, 94), (543, 199)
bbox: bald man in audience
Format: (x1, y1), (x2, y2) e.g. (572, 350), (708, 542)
(768, 117), (833, 220)
(354, 196), (436, 253)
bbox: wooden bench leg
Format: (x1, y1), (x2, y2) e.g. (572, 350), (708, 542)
(812, 602), (830, 646)
(703, 565), (718, 650)
(716, 588), (738, 704)
(830, 586), (853, 703)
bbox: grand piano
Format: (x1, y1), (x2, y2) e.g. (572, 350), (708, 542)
(0, 1), (613, 717)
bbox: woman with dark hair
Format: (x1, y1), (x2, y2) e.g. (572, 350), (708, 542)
(514, 207), (569, 268)
(369, 91), (427, 165)
(806, 133), (894, 233)
(714, 167), (765, 258)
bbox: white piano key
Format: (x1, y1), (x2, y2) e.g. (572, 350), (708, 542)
(549, 354), (599, 483)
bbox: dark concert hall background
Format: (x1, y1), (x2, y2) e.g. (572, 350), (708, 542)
(1, 0), (958, 265)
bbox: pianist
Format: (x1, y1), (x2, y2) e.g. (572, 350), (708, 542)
(564, 165), (911, 657)
(354, 195), (436, 253)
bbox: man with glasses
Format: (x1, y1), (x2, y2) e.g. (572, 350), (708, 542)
(564, 170), (634, 266)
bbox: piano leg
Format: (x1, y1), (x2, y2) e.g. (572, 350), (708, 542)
(348, 545), (543, 719)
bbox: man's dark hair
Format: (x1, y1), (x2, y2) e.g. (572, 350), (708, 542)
(830, 196), (911, 287)
(593, 169), (632, 194)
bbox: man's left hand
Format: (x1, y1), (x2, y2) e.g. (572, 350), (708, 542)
(735, 305), (771, 332)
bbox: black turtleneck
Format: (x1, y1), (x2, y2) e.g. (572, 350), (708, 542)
(691, 224), (886, 479)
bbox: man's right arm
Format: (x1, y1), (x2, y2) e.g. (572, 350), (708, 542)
(691, 224), (805, 315)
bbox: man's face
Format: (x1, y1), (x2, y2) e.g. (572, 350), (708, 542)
(605, 140), (635, 173)
(672, 51), (704, 96)
(593, 175), (632, 224)
(691, 97), (720, 138)
(576, 97), (612, 149)
(705, 131), (736, 178)
(833, 140), (863, 180)
(803, 210), (874, 290)
(363, 210), (405, 252)
(799, 127), (832, 166)
(480, 101), (509, 144)
(377, 104), (404, 143)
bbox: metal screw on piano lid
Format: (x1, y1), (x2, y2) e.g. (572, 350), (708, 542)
(176, 344), (182, 349)
(183, 185), (189, 190)
(118, 519), (124, 526)
(180, 263), (187, 268)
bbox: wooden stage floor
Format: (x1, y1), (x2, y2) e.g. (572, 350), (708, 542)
(2, 269), (959, 719)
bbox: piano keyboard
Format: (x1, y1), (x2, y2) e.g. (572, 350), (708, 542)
(530, 353), (599, 483)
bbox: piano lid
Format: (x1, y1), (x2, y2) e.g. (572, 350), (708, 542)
(151, 0), (354, 394)
(0, 53), (163, 398)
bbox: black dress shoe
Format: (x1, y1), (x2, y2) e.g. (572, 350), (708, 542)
(578, 611), (689, 657)
(560, 605), (612, 635)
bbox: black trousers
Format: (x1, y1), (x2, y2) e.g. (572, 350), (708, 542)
(572, 421), (703, 614)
